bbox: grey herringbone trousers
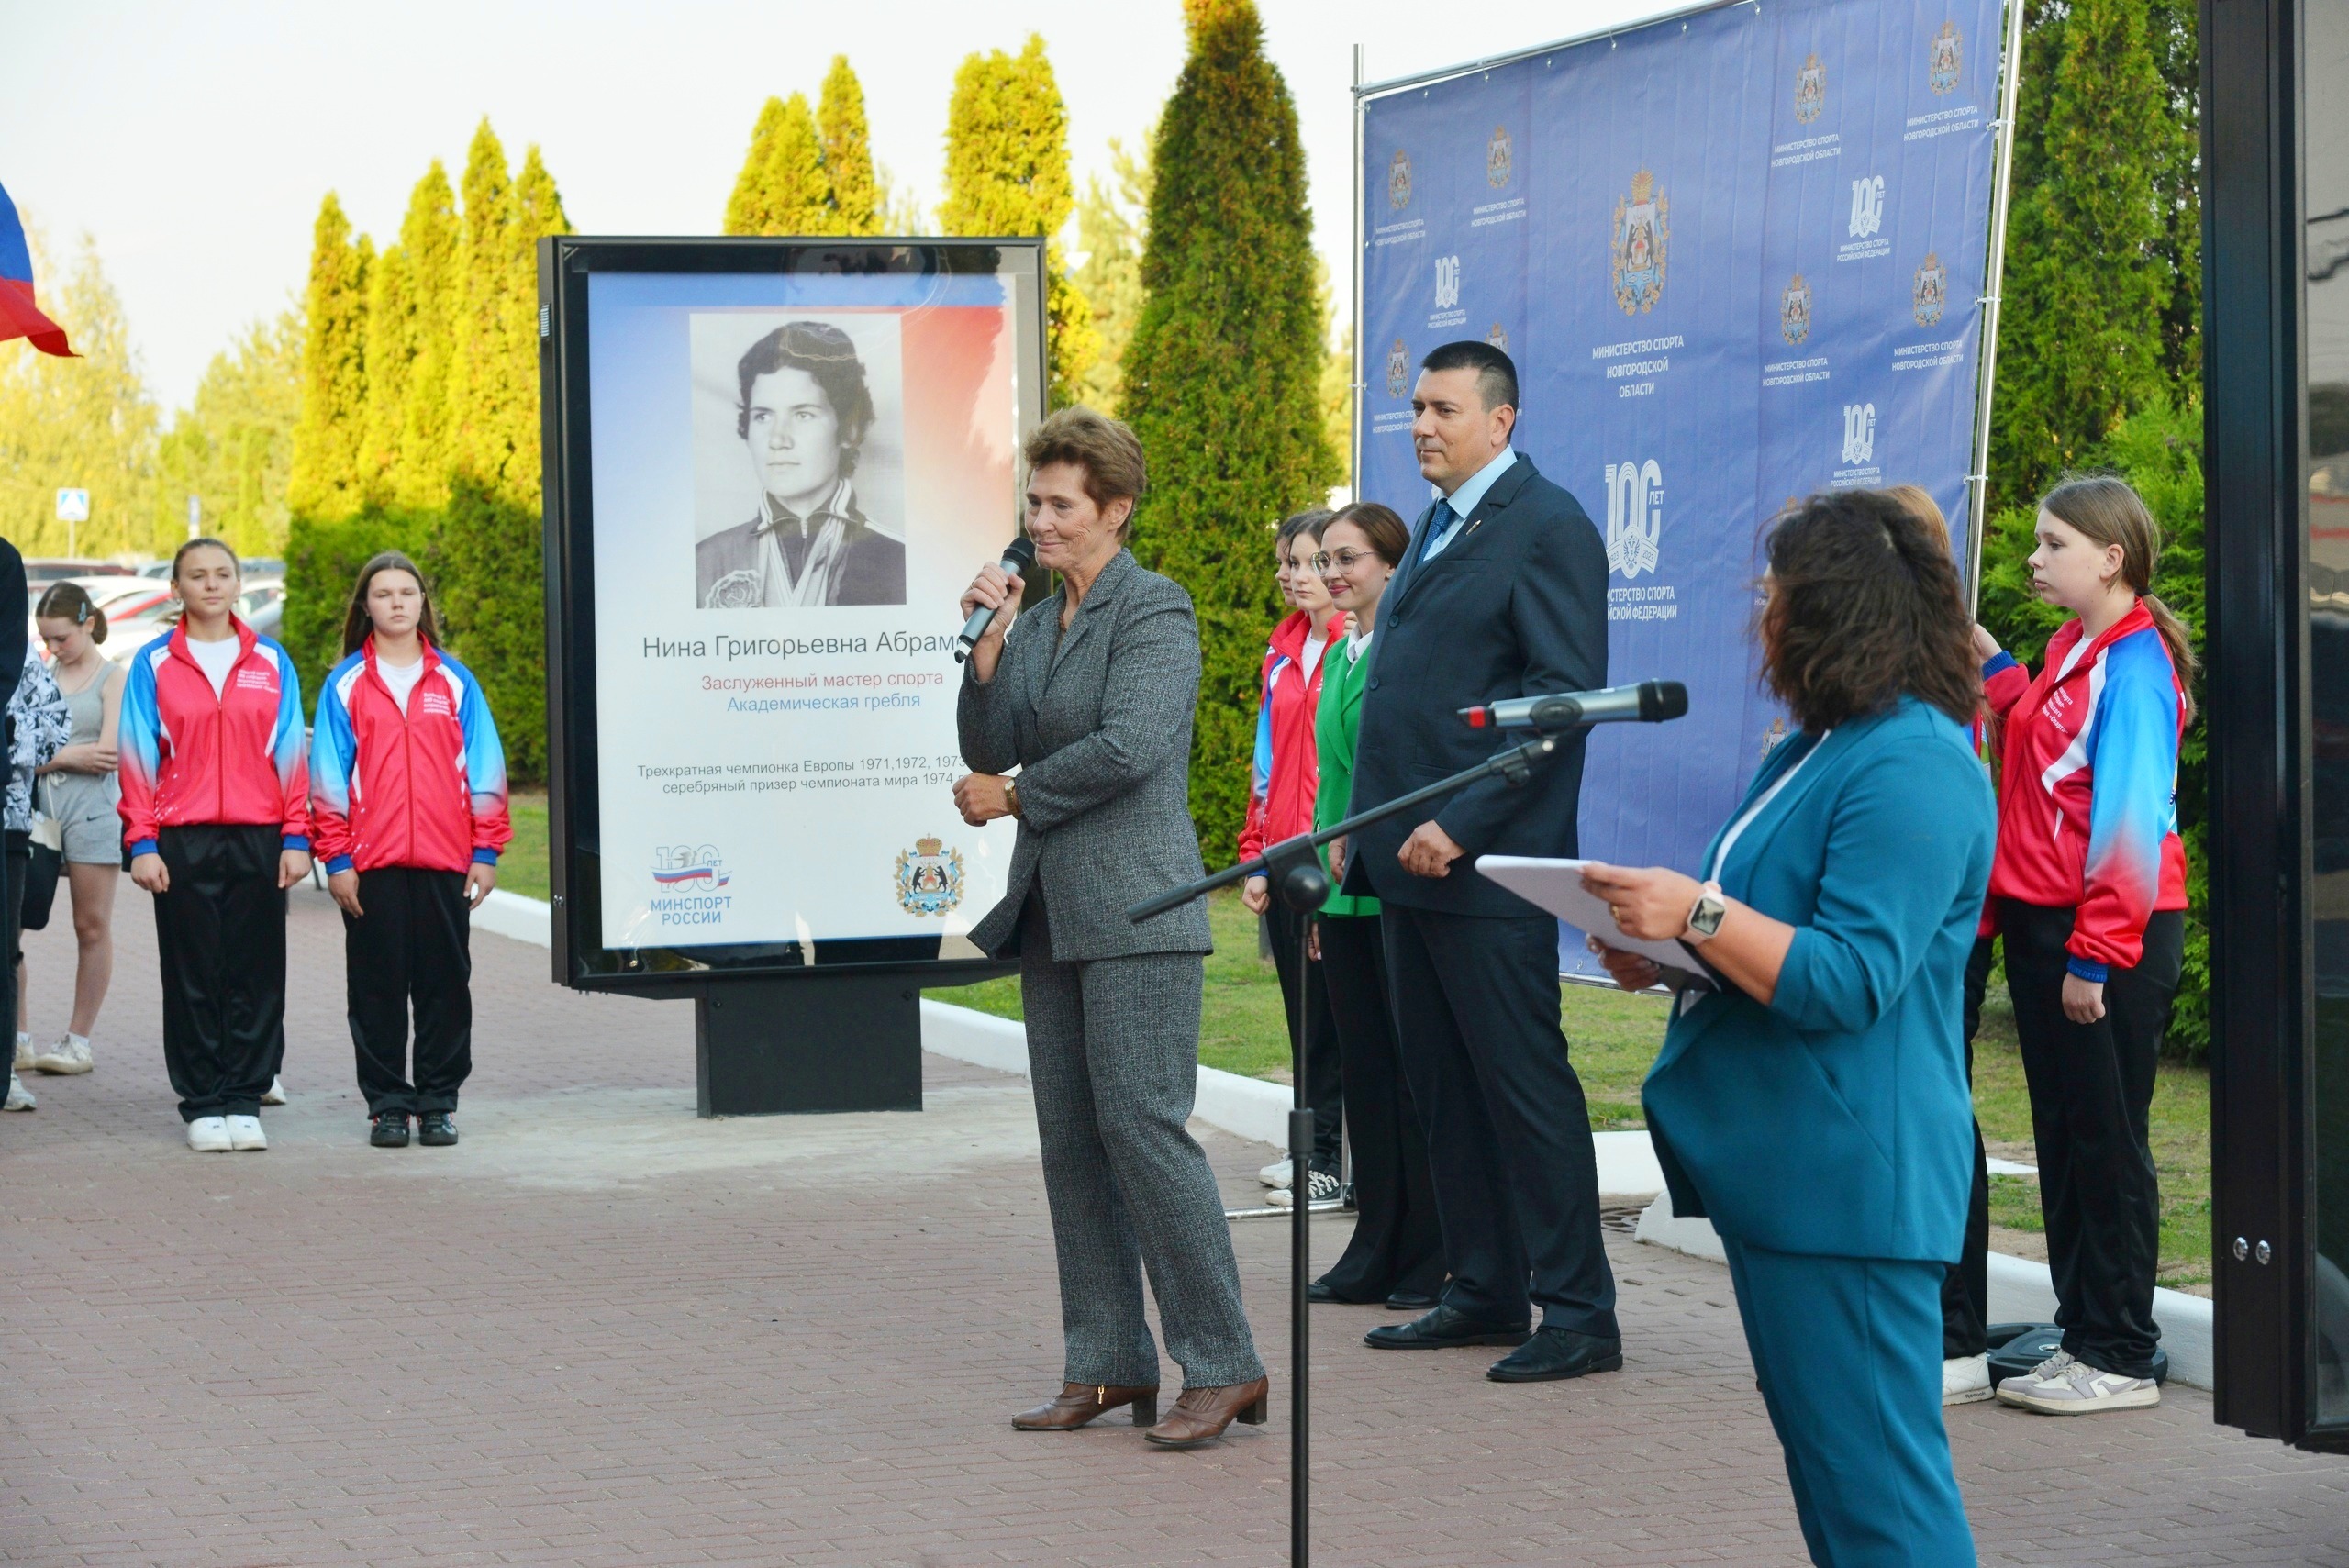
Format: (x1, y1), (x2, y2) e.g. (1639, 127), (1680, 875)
(1019, 899), (1264, 1389)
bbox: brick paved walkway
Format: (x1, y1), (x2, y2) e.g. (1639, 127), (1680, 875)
(5, 887), (2345, 1566)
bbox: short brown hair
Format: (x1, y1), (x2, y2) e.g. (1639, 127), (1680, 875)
(1761, 489), (1980, 733)
(1023, 407), (1147, 536)
(1318, 501), (1411, 569)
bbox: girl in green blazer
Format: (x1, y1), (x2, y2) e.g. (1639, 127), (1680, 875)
(1304, 503), (1444, 1306)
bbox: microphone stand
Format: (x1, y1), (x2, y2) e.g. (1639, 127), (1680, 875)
(1125, 724), (1568, 1568)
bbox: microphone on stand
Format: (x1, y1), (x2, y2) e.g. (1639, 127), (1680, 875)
(1458, 679), (1689, 732)
(953, 536), (1038, 662)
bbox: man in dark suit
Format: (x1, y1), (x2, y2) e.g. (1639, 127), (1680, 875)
(1343, 341), (1620, 1383)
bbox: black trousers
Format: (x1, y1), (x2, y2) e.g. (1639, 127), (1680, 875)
(1383, 903), (1618, 1335)
(2, 833), (24, 1060)
(153, 825), (286, 1122)
(1314, 914), (1444, 1301)
(1264, 901), (1342, 1171)
(343, 866), (473, 1117)
(1941, 934), (1996, 1358)
(2002, 898), (2184, 1379)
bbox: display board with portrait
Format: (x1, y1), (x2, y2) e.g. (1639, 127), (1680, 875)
(540, 239), (1046, 984)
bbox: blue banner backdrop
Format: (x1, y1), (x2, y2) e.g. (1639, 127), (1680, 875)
(1359, 0), (2003, 973)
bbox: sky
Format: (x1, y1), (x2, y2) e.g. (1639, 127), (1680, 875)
(1, 0), (1678, 413)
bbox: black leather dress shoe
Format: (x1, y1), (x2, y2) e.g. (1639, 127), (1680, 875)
(1486, 1326), (1625, 1383)
(1364, 1304), (1531, 1351)
(1385, 1289), (1440, 1311)
(1307, 1280), (1341, 1303)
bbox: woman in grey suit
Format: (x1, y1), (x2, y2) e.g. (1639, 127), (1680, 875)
(952, 407), (1267, 1449)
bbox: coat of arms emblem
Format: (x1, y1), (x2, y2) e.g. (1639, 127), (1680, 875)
(895, 836), (963, 917)
(1912, 251), (1948, 326)
(1779, 273), (1813, 345)
(1929, 22), (1963, 95)
(1388, 149), (1413, 209)
(1609, 170), (1669, 317)
(1794, 53), (1827, 124)
(1486, 126), (1514, 189)
(1485, 322), (1510, 353)
(1386, 338), (1410, 398)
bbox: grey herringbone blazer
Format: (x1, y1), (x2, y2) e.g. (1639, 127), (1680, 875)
(959, 549), (1213, 962)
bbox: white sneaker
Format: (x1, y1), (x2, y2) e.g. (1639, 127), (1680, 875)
(260, 1075), (286, 1106)
(5, 1072), (33, 1111)
(30, 1036), (93, 1075)
(226, 1114), (268, 1151)
(188, 1116), (232, 1151)
(1942, 1351), (1993, 1405)
(11, 1032), (31, 1071)
(1259, 1157), (1294, 1190)
(1994, 1349), (2160, 1414)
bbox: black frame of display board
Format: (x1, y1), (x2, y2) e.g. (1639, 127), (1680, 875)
(536, 235), (1042, 996)
(2203, 0), (2345, 1451)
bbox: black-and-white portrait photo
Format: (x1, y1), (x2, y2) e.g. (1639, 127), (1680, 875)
(690, 313), (907, 608)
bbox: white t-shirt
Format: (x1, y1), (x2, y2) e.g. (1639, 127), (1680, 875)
(377, 656), (427, 715)
(187, 636), (240, 698)
(1299, 631), (1328, 684)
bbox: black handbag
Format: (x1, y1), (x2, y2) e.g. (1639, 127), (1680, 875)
(19, 776), (63, 932)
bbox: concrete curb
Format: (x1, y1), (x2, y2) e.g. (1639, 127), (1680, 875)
(473, 888), (553, 947)
(1633, 1189), (2216, 1390)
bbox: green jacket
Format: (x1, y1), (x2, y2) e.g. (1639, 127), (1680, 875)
(1312, 632), (1378, 917)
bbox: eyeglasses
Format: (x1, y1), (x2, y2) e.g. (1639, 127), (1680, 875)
(1308, 549), (1378, 573)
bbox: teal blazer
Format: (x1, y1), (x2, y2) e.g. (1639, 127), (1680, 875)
(1642, 698), (1994, 1262)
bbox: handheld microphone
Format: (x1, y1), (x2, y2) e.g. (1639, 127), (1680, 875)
(1458, 680), (1689, 732)
(953, 536), (1038, 662)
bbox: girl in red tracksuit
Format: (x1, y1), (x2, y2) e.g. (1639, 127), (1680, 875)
(1972, 475), (2195, 1416)
(119, 539), (312, 1154)
(1239, 507), (1348, 1198)
(310, 552), (510, 1150)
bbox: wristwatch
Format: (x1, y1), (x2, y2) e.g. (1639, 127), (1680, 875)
(1684, 880), (1728, 943)
(1004, 778), (1022, 819)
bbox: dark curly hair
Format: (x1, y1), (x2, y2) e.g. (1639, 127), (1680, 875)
(1760, 488), (1980, 732)
(735, 320), (875, 474)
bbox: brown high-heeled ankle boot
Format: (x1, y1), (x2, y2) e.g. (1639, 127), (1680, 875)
(1010, 1383), (1161, 1431)
(1142, 1376), (1270, 1448)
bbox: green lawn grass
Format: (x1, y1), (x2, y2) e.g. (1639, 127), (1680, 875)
(503, 790), (551, 902)
(507, 789), (2210, 1286)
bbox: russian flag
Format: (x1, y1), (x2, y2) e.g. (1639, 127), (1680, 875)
(0, 179), (76, 358)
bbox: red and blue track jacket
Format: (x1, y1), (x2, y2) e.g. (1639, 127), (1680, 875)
(309, 636), (510, 876)
(1237, 608), (1345, 862)
(117, 618), (310, 856)
(1982, 600), (2189, 980)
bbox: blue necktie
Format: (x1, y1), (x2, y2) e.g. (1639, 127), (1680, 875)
(1422, 499), (1461, 563)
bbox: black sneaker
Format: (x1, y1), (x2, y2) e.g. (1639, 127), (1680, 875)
(370, 1112), (410, 1148)
(417, 1112), (459, 1147)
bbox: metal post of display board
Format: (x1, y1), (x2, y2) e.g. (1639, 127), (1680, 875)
(1962, 0), (2031, 611)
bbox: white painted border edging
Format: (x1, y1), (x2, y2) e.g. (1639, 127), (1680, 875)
(473, 888), (553, 947)
(1633, 1191), (2215, 1391)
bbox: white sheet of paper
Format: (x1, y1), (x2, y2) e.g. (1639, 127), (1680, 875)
(1475, 855), (1703, 973)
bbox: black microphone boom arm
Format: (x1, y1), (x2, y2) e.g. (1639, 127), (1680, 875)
(1124, 731), (1564, 925)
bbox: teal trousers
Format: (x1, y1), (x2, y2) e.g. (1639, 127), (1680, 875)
(1721, 1238), (1977, 1568)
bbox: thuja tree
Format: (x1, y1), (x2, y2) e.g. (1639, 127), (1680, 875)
(1119, 0), (1335, 865)
(285, 194), (372, 526)
(723, 94), (831, 236)
(819, 57), (880, 236)
(940, 34), (1098, 406)
(1989, 0), (2188, 509)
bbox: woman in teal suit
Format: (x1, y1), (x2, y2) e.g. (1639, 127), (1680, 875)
(1583, 489), (1995, 1568)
